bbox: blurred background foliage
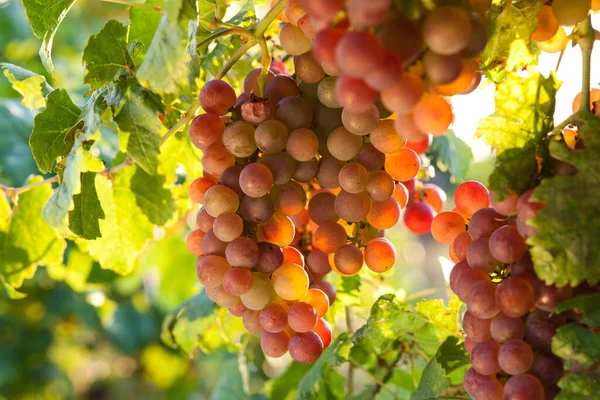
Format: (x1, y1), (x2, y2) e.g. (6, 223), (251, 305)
(0, 0), (494, 398)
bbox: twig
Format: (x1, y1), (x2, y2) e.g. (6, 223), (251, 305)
(373, 346), (403, 397)
(160, 103), (200, 146)
(101, 0), (162, 12)
(576, 15), (595, 114)
(257, 37), (271, 97)
(215, 40), (258, 80)
(253, 0), (285, 38)
(197, 28), (254, 50)
(347, 358), (404, 400)
(0, 175), (59, 197)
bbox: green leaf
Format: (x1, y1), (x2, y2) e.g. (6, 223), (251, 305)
(30, 89), (81, 173)
(480, 1), (541, 82)
(428, 130), (473, 182)
(209, 353), (247, 400)
(82, 20), (135, 90)
(68, 172), (105, 239)
(557, 373), (600, 400)
(555, 293), (600, 328)
(136, 14), (190, 95)
(130, 166), (176, 225)
(433, 337), (470, 374)
(0, 176), (66, 288)
(21, 0), (77, 75)
(410, 359), (450, 400)
(270, 362), (312, 400)
(295, 333), (353, 400)
(529, 116), (600, 286)
(1, 63), (53, 109)
(413, 299), (461, 357)
(129, 0), (164, 62)
(83, 170), (154, 275)
(114, 86), (163, 175)
(551, 323), (600, 369)
(488, 144), (540, 199)
(158, 128), (203, 186)
(46, 246), (94, 292)
(0, 193), (26, 299)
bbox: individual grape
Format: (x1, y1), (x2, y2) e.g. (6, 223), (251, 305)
(392, 183), (409, 209)
(404, 134), (432, 155)
(255, 120), (289, 154)
(240, 195), (274, 223)
(529, 352), (563, 387)
(260, 152), (297, 185)
(532, 6), (559, 42)
(464, 337), (477, 353)
(289, 331), (323, 364)
(431, 211), (467, 245)
(394, 113), (429, 143)
(203, 185), (240, 217)
(365, 238), (396, 273)
(272, 181), (307, 216)
(455, 268), (490, 302)
(525, 310), (558, 351)
(433, 59), (477, 96)
(462, 310), (493, 342)
(256, 242), (284, 274)
(312, 28), (344, 63)
(244, 68), (275, 94)
(495, 277), (535, 318)
(202, 229), (228, 256)
(288, 302), (318, 332)
(313, 105), (343, 137)
(282, 246), (304, 267)
(240, 272), (274, 310)
(200, 80), (236, 116)
(317, 76), (341, 108)
(312, 318), (332, 348)
(552, 0), (590, 27)
(338, 163), (369, 194)
(207, 286), (240, 308)
(468, 208), (507, 241)
(332, 244), (363, 276)
(300, 288), (329, 317)
(259, 303), (288, 333)
(335, 75), (377, 112)
(186, 230), (205, 256)
(467, 280), (500, 319)
(342, 105), (380, 136)
(385, 148), (420, 182)
(219, 165), (243, 196)
(225, 237), (259, 269)
(335, 31), (384, 78)
(381, 73), (424, 114)
(313, 221), (347, 253)
(272, 263), (310, 301)
(371, 120), (406, 154)
(189, 114), (226, 151)
(212, 213), (243, 243)
(367, 197), (401, 230)
(202, 144), (236, 179)
(455, 181), (489, 217)
(498, 339), (534, 375)
(452, 232), (473, 262)
(275, 96), (314, 131)
(243, 309), (266, 335)
(403, 201), (435, 235)
(365, 170), (395, 201)
(189, 177), (217, 204)
(510, 252), (534, 278)
(357, 142), (385, 171)
(306, 250), (332, 276)
(471, 341), (501, 375)
(261, 331), (290, 358)
(535, 283), (573, 312)
(196, 208), (215, 233)
(423, 6), (472, 55)
(311, 280), (336, 304)
(222, 267), (253, 296)
(503, 374), (545, 400)
(412, 94), (453, 135)
(257, 213), (295, 247)
(488, 225), (527, 263)
(279, 23), (312, 56)
(286, 128), (319, 161)
(377, 15), (423, 64)
(466, 236), (499, 274)
(239, 163), (274, 198)
(241, 98), (275, 124)
(335, 190), (370, 223)
(284, 0), (305, 25)
(418, 184), (447, 214)
(572, 88), (600, 113)
(462, 13), (488, 57)
(365, 51), (403, 91)
(346, 0), (391, 28)
(294, 51), (326, 84)
(265, 75), (300, 104)
(294, 158), (319, 182)
(490, 313), (525, 343)
(222, 121), (257, 157)
(516, 189), (545, 237)
(423, 52), (463, 85)
(327, 127), (363, 161)
(463, 368), (503, 400)
(449, 261), (472, 294)
(308, 192), (338, 224)
(197, 255), (231, 288)
(228, 300), (248, 317)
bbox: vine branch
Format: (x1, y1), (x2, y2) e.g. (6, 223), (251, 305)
(576, 15), (595, 114)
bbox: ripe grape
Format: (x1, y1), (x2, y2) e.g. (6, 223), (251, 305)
(228, 300), (248, 317)
(529, 351), (563, 387)
(412, 94), (453, 135)
(488, 225), (527, 263)
(452, 231), (473, 262)
(463, 368), (503, 400)
(535, 283), (572, 312)
(466, 236), (499, 274)
(467, 280), (500, 319)
(423, 6), (472, 55)
(346, 0), (391, 28)
(449, 261), (472, 294)
(371, 120), (406, 154)
(365, 238), (396, 273)
(381, 73), (424, 114)
(403, 201), (435, 235)
(419, 184), (447, 213)
(525, 310), (559, 351)
(367, 197), (401, 230)
(255, 119), (289, 154)
(495, 277), (535, 318)
(332, 244), (364, 276)
(503, 374), (545, 400)
(241, 99), (273, 124)
(311, 280), (336, 304)
(462, 310), (492, 342)
(256, 242), (284, 274)
(225, 237), (259, 269)
(342, 105), (380, 136)
(335, 31), (384, 78)
(196, 208), (215, 233)
(313, 221), (347, 253)
(197, 255), (231, 288)
(357, 142), (385, 171)
(284, 0), (305, 25)
(260, 303), (289, 333)
(256, 213), (295, 247)
(338, 163), (369, 194)
(365, 51), (403, 91)
(454, 180), (489, 216)
(189, 114), (226, 150)
(306, 250), (332, 276)
(464, 337), (476, 353)
(385, 148), (420, 182)
(431, 211), (466, 245)
(498, 339), (534, 375)
(220, 165), (244, 196)
(313, 105), (343, 136)
(313, 28), (344, 63)
(300, 288), (329, 317)
(200, 80), (236, 116)
(455, 268), (490, 302)
(240, 195), (274, 223)
(490, 313), (525, 343)
(202, 229), (228, 256)
(280, 23), (312, 56)
(335, 75), (377, 112)
(240, 272), (274, 310)
(317, 76), (341, 108)
(289, 331), (323, 364)
(223, 267), (253, 296)
(282, 246), (304, 266)
(276, 96), (314, 131)
(365, 170), (395, 201)
(272, 263), (309, 300)
(294, 158), (319, 182)
(308, 191), (338, 224)
(301, 0), (343, 22)
(261, 152), (297, 185)
(203, 185), (240, 217)
(272, 181), (307, 216)
(423, 52), (463, 85)
(462, 14), (488, 57)
(261, 331), (290, 358)
(572, 88), (600, 113)
(288, 302), (318, 332)
(189, 177), (217, 204)
(265, 75), (300, 103)
(239, 163), (274, 198)
(471, 341), (501, 375)
(394, 113), (429, 142)
(244, 68), (275, 94)
(294, 51), (326, 83)
(213, 212), (243, 242)
(404, 134), (432, 155)
(286, 128), (319, 161)
(222, 121), (257, 157)
(468, 207), (507, 240)
(552, 0), (590, 27)
(202, 144), (236, 179)
(377, 15), (423, 64)
(243, 309), (266, 335)
(327, 126), (363, 161)
(392, 183), (409, 209)
(186, 230), (205, 256)
(312, 318), (332, 348)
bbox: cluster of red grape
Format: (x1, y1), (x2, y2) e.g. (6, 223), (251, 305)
(427, 181), (594, 399)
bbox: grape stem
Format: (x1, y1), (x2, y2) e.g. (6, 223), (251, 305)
(345, 306), (355, 396)
(576, 15), (594, 114)
(257, 38), (272, 97)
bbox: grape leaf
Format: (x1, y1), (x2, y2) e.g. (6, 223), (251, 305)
(45, 246), (94, 292)
(413, 299), (461, 357)
(158, 128), (203, 187)
(114, 86), (164, 175)
(68, 172), (105, 239)
(129, 0), (164, 63)
(480, 1), (541, 82)
(557, 373), (600, 400)
(209, 353), (247, 400)
(488, 144), (540, 199)
(82, 20), (135, 90)
(410, 359), (450, 400)
(270, 362), (312, 400)
(555, 293), (600, 328)
(83, 170), (154, 275)
(0, 193), (26, 299)
(428, 130), (473, 182)
(1, 63), (53, 109)
(295, 333), (353, 400)
(552, 323), (600, 369)
(0, 176), (66, 288)
(434, 337), (470, 374)
(21, 0), (77, 75)
(130, 166), (176, 225)
(529, 116), (600, 286)
(30, 89), (80, 173)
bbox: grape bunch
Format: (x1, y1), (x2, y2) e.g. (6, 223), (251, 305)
(427, 180), (597, 399)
